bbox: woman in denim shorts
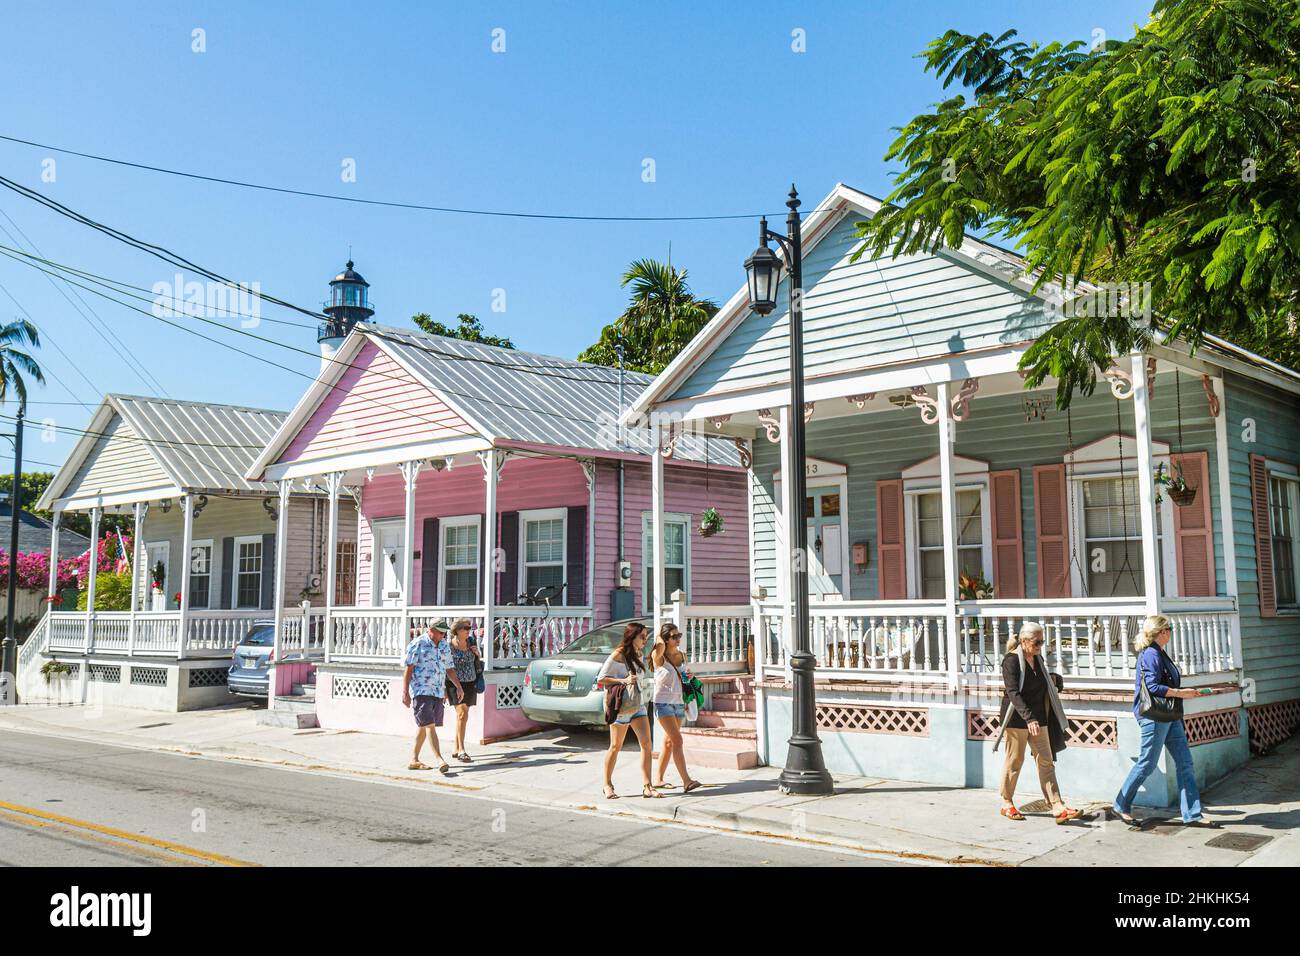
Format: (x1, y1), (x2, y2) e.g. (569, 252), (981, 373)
(598, 622), (657, 800)
(651, 623), (701, 793)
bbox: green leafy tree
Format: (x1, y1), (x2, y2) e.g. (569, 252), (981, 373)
(0, 318), (43, 412)
(16, 472), (130, 537)
(578, 259), (718, 374)
(850, 0), (1300, 404)
(412, 313), (514, 349)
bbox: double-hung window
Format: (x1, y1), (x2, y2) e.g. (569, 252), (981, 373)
(233, 536), (263, 609)
(1077, 476), (1163, 598)
(642, 512), (689, 612)
(915, 490), (985, 599)
(520, 509), (565, 600)
(1269, 473), (1300, 608)
(441, 516), (481, 605)
(188, 540), (213, 609)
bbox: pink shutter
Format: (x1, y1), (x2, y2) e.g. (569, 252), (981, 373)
(1033, 463), (1071, 598)
(1250, 454), (1277, 618)
(876, 479), (906, 600)
(1172, 452), (1215, 597)
(990, 469), (1025, 598)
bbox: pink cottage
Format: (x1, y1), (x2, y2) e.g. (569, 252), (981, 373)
(247, 315), (751, 744)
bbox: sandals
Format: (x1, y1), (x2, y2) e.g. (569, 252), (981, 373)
(603, 785), (619, 800)
(453, 752), (473, 764)
(1000, 806), (1025, 821)
(642, 785), (664, 799)
(437, 762), (450, 775)
(1055, 807), (1082, 825)
(652, 781), (678, 790)
(408, 761), (432, 771)
(683, 780), (703, 794)
(1183, 818), (1218, 829)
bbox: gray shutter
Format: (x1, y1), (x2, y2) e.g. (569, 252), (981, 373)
(260, 533), (276, 609)
(219, 537), (234, 610)
(565, 506), (587, 606)
(421, 517), (439, 605)
(499, 512), (519, 603)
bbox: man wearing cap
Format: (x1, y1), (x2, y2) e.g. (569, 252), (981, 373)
(402, 619), (464, 773)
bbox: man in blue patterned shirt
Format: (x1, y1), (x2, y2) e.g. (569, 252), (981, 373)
(403, 620), (464, 773)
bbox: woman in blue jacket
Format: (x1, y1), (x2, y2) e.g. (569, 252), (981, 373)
(1112, 615), (1209, 825)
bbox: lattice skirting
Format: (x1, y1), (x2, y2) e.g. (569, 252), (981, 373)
(88, 663), (122, 683)
(130, 666), (169, 687)
(332, 676), (391, 702)
(495, 684), (523, 710)
(188, 667), (228, 688)
(967, 711), (1118, 749)
(1184, 708), (1241, 746)
(1247, 699), (1300, 753)
(817, 704), (929, 736)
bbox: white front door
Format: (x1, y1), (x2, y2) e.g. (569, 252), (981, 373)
(805, 487), (844, 599)
(372, 520), (405, 607)
(145, 541), (170, 608)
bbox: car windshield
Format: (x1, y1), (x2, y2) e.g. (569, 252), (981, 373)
(240, 625), (275, 646)
(562, 621), (647, 656)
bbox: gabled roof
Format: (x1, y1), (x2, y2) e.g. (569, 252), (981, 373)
(249, 325), (741, 477)
(0, 502), (91, 559)
(37, 394), (290, 510)
(624, 181), (1300, 417)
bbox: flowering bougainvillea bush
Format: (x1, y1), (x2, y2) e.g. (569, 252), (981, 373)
(0, 534), (133, 592)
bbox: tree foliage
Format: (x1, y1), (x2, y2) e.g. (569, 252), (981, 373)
(851, 0), (1300, 404)
(0, 318), (43, 413)
(578, 258), (718, 373)
(412, 312), (514, 349)
(16, 472), (131, 537)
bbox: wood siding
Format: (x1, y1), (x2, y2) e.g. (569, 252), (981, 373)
(1226, 371), (1300, 705)
(672, 214), (1053, 400)
(281, 340), (471, 465)
(62, 412), (173, 501)
(134, 495), (354, 610)
(750, 370), (1223, 601)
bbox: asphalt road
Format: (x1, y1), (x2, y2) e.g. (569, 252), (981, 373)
(0, 732), (897, 867)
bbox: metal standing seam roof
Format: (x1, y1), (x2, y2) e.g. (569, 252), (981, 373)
(106, 394), (288, 494)
(362, 325), (743, 466)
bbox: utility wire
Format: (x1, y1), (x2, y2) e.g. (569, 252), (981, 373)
(0, 272), (100, 405)
(0, 132), (800, 222)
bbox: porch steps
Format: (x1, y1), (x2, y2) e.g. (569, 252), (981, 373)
(682, 674), (759, 770)
(258, 695), (319, 729)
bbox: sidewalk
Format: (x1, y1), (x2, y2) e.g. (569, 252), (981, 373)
(1, 702), (1294, 867)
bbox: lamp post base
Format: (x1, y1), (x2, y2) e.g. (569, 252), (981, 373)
(778, 763), (835, 796)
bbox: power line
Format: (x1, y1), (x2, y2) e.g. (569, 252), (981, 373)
(0, 132), (796, 222)
(0, 206), (169, 395)
(0, 272), (100, 405)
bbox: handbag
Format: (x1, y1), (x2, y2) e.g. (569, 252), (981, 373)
(1138, 652), (1182, 722)
(469, 636), (486, 693)
(618, 669), (644, 716)
(678, 665), (704, 722)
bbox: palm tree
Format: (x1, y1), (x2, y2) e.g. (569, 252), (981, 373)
(578, 258), (718, 373)
(0, 319), (44, 413)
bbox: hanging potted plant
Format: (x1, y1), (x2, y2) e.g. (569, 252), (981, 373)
(698, 507), (724, 537)
(1154, 462), (1197, 507)
(40, 659), (73, 685)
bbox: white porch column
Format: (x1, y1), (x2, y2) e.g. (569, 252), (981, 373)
(777, 406), (797, 673)
(1130, 350), (1162, 614)
(399, 461), (421, 648)
(83, 506), (100, 654)
(268, 480), (292, 709)
(126, 503), (143, 656)
(480, 451), (499, 672)
(46, 511), (60, 602)
(323, 472), (344, 665)
(177, 494), (194, 660)
(936, 382), (960, 688)
(584, 459), (596, 623)
(651, 431), (666, 638)
(1210, 374), (1242, 669)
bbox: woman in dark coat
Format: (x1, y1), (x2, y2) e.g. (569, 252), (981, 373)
(991, 621), (1081, 824)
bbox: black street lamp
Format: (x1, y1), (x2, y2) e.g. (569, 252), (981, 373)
(744, 185), (833, 795)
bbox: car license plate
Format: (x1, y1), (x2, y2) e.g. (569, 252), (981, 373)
(550, 675), (570, 691)
(244, 657), (260, 669)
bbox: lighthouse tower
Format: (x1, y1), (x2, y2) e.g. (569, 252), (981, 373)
(318, 260), (374, 372)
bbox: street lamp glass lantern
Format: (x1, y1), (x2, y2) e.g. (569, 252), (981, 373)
(744, 242), (784, 316)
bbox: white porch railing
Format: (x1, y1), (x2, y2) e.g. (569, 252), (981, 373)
(280, 607), (327, 660)
(186, 609), (265, 656)
(325, 605), (594, 666)
(758, 600), (950, 678)
(48, 612), (87, 652)
(662, 598), (753, 670)
(750, 597), (1237, 685)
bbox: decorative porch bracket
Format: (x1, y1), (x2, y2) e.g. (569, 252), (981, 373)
(910, 387), (940, 425)
(756, 408), (781, 443)
(950, 378), (980, 422)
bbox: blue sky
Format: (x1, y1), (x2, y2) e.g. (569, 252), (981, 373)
(0, 0), (1154, 473)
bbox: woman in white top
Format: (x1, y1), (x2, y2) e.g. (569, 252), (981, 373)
(651, 623), (701, 793)
(598, 622), (657, 800)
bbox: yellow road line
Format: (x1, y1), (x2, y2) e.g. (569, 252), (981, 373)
(0, 809), (204, 866)
(0, 800), (258, 867)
